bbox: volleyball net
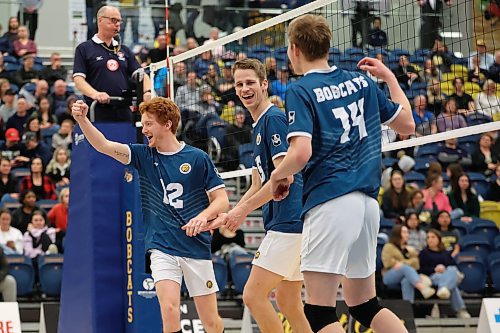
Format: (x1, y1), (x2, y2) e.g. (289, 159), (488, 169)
(147, 0), (499, 180)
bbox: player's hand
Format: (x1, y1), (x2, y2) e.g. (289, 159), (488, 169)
(357, 57), (395, 82)
(182, 215), (209, 237)
(72, 100), (89, 120)
(93, 92), (111, 104)
(270, 173), (292, 201)
(224, 206), (248, 232)
(143, 91), (152, 102)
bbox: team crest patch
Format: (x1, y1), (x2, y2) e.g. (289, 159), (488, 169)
(206, 280), (213, 288)
(271, 134), (281, 146)
(179, 163), (191, 174)
(106, 59), (119, 71)
(124, 170), (133, 182)
(288, 111), (295, 124)
(254, 251), (260, 259)
(256, 133), (261, 145)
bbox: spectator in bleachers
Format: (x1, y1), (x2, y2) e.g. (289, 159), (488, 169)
(45, 147), (70, 188)
(20, 79), (48, 107)
(147, 34), (168, 64)
(469, 39), (495, 71)
(185, 37), (199, 52)
(420, 58), (442, 83)
(51, 119), (73, 151)
(19, 131), (51, 167)
(24, 117), (41, 141)
(475, 79), (500, 119)
(222, 108), (252, 170)
(0, 79), (12, 99)
(0, 89), (17, 122)
(431, 39), (453, 73)
(422, 173), (452, 217)
(418, 229), (471, 318)
(2, 17), (19, 47)
(203, 27), (225, 59)
(367, 16), (388, 48)
(429, 210), (460, 257)
(49, 79), (71, 118)
(12, 190), (45, 234)
(12, 26), (37, 59)
(41, 52), (68, 87)
(393, 55), (420, 90)
(0, 157), (18, 200)
(445, 163), (465, 193)
(203, 63), (222, 99)
(56, 95), (77, 125)
(407, 190), (425, 215)
(468, 55), (488, 87)
(264, 57), (277, 82)
(488, 50), (500, 83)
(437, 138), (471, 170)
(0, 129), (23, 167)
(0, 247), (17, 302)
(13, 53), (41, 87)
(485, 164), (500, 201)
(172, 61), (187, 95)
(217, 62), (235, 95)
(382, 169), (411, 221)
(211, 225), (246, 256)
(412, 95), (437, 136)
(32, 96), (57, 132)
(19, 0), (43, 41)
(269, 95), (285, 111)
(0, 27), (12, 55)
(448, 173), (480, 220)
(175, 70), (204, 120)
(194, 49), (219, 78)
(47, 188), (69, 253)
(20, 157), (56, 201)
(426, 78), (446, 115)
(0, 53), (14, 82)
(270, 65), (290, 102)
(405, 211), (427, 252)
(449, 78), (475, 115)
(6, 97), (31, 135)
(470, 133), (498, 176)
(0, 209), (23, 255)
(436, 98), (468, 133)
(381, 225), (436, 302)
(23, 210), (57, 259)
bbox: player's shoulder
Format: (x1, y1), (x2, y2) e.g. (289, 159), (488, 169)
(265, 106), (286, 119)
(181, 143), (211, 160)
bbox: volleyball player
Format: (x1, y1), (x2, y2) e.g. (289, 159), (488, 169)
(217, 58), (311, 333)
(72, 97), (227, 333)
(270, 14), (415, 333)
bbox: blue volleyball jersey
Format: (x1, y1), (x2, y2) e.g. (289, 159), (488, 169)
(252, 105), (303, 233)
(127, 142), (225, 260)
(286, 66), (401, 217)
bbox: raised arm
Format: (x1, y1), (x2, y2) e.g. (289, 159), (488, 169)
(71, 100), (130, 164)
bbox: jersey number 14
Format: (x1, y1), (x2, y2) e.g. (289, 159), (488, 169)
(332, 98), (367, 143)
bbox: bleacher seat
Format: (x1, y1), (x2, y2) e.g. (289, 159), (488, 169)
(413, 49), (431, 57)
(5, 62), (21, 72)
(455, 251), (487, 293)
(36, 199), (58, 211)
(451, 57), (469, 66)
(9, 83), (19, 94)
(413, 156), (435, 173)
(344, 47), (364, 57)
(206, 119), (228, 163)
(468, 172), (489, 198)
(404, 171), (426, 189)
(228, 253), (253, 294)
(329, 47), (342, 55)
(415, 144), (440, 158)
(468, 218), (499, 246)
(488, 251), (500, 291)
(460, 234), (492, 262)
(410, 81), (428, 92)
(376, 235), (387, 272)
(379, 217), (394, 236)
(409, 55), (426, 66)
(458, 134), (481, 145)
(465, 113), (492, 126)
(494, 235), (500, 250)
(381, 157), (397, 169)
(238, 143), (253, 169)
(464, 82), (481, 95)
(38, 254), (64, 296)
(391, 49), (411, 57)
(451, 219), (469, 237)
(249, 45), (271, 54)
(6, 255), (35, 296)
(480, 201), (500, 227)
(3, 55), (18, 64)
(211, 254), (228, 293)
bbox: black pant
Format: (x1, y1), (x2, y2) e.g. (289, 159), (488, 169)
(93, 104), (132, 122)
(18, 11), (38, 40)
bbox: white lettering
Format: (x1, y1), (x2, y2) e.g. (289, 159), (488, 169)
(313, 88), (325, 102)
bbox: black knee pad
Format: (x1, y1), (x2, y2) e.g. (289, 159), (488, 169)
(348, 297), (384, 328)
(303, 303), (338, 333)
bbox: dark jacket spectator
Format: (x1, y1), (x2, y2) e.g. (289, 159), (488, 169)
(41, 52), (68, 86)
(447, 174), (480, 218)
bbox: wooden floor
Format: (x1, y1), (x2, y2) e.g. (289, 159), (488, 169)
(473, 0), (499, 52)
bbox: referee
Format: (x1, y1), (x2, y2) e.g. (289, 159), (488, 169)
(73, 5), (152, 122)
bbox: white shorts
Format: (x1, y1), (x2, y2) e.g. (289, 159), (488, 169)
(252, 231), (303, 281)
(301, 192), (379, 278)
(150, 249), (219, 297)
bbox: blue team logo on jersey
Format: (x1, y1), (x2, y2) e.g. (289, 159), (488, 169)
(179, 163), (191, 174)
(256, 133), (262, 146)
(288, 111), (295, 125)
(271, 134), (281, 147)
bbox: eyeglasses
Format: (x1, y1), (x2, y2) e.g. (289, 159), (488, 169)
(101, 16), (122, 24)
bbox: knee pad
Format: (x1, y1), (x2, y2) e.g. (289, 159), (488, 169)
(348, 297), (384, 328)
(303, 303), (338, 333)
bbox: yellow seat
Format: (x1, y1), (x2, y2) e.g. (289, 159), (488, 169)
(480, 201), (500, 226)
(464, 82), (482, 95)
(450, 64), (468, 75)
(496, 84), (500, 97)
(441, 81), (454, 95)
(441, 72), (457, 84)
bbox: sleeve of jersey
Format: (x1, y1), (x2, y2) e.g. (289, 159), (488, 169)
(203, 154), (225, 192)
(72, 45), (87, 78)
(126, 143), (144, 169)
(266, 115), (289, 161)
(376, 84), (403, 125)
(285, 85), (313, 142)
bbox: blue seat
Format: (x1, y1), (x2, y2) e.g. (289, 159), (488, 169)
(211, 254), (228, 292)
(414, 49), (432, 57)
(454, 251), (487, 293)
(5, 62), (21, 72)
(38, 254), (64, 296)
(238, 143), (254, 168)
(409, 55), (426, 66)
(451, 57), (469, 66)
(337, 60), (358, 71)
(487, 251), (500, 291)
(451, 219), (469, 237)
(206, 119), (228, 163)
(391, 49), (411, 57)
(228, 253), (253, 294)
(367, 48), (389, 57)
(379, 217), (394, 236)
(344, 47), (365, 57)
(465, 114), (492, 126)
(416, 144), (440, 158)
(460, 234), (492, 262)
(494, 234), (500, 250)
(413, 156), (436, 173)
(329, 47), (342, 55)
(3, 55), (18, 64)
(468, 219), (499, 246)
(6, 255), (35, 296)
(404, 171), (426, 189)
(249, 45), (271, 54)
(381, 157), (397, 169)
(458, 134), (481, 145)
(468, 172), (489, 197)
(376, 236), (387, 273)
(410, 81), (428, 92)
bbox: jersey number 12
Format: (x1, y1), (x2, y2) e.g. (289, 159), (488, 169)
(160, 181), (184, 209)
(332, 98), (367, 143)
